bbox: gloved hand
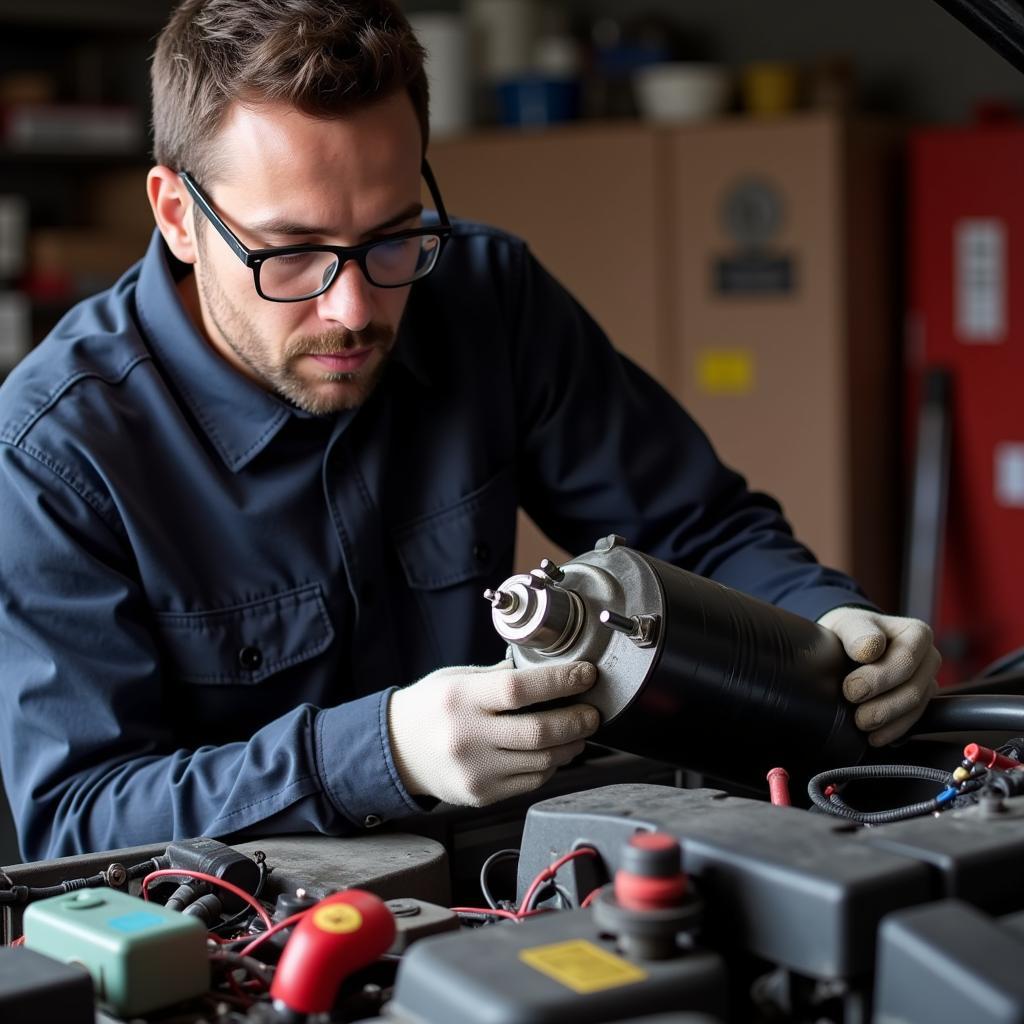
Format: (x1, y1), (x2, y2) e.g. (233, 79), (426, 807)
(387, 659), (600, 807)
(817, 606), (940, 747)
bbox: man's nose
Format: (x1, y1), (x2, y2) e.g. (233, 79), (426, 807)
(316, 259), (373, 332)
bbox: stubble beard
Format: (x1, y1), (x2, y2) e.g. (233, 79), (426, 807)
(195, 250), (395, 416)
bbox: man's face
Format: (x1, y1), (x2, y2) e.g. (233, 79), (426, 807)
(188, 92), (424, 414)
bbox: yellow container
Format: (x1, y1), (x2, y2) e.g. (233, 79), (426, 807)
(741, 62), (800, 116)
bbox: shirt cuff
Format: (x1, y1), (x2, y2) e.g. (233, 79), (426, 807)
(314, 689), (424, 828)
(776, 587), (879, 625)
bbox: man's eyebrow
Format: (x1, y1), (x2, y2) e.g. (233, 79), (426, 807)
(247, 202), (424, 240)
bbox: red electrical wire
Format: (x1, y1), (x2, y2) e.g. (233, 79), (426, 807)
(580, 886), (602, 908)
(238, 910), (308, 957)
(517, 847), (598, 918)
(141, 868), (272, 931)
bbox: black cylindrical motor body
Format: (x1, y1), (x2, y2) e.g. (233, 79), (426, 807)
(488, 535), (865, 787)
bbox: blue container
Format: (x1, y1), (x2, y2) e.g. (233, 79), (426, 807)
(495, 76), (581, 127)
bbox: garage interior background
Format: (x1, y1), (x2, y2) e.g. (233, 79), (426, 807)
(0, 0), (1021, 864)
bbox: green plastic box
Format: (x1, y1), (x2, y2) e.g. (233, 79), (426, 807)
(23, 888), (209, 1017)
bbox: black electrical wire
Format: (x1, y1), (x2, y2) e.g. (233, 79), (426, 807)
(553, 883), (574, 910)
(941, 671), (1024, 696)
(165, 881), (205, 913)
(128, 856), (169, 880)
(0, 854), (168, 907)
(808, 764), (955, 824)
(0, 870), (112, 905)
(979, 645), (1024, 679)
(910, 695), (1024, 735)
(479, 849), (520, 911)
(524, 881), (577, 914)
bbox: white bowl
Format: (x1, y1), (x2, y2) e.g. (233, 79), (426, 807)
(633, 62), (731, 123)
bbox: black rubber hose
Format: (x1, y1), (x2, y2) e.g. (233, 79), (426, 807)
(941, 671), (1024, 697)
(910, 695), (1024, 735)
(807, 764), (954, 824)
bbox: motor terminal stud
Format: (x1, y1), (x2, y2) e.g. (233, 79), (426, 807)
(539, 558), (565, 583)
(483, 588), (518, 614)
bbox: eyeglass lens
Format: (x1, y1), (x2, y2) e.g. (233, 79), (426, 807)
(258, 235), (443, 299)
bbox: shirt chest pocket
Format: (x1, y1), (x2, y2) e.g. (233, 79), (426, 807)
(155, 583), (335, 686)
(393, 467), (517, 590)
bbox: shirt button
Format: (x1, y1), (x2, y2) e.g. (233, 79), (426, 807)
(238, 645), (263, 671)
(363, 814), (382, 828)
(473, 542), (491, 564)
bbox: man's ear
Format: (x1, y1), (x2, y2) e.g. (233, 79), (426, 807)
(147, 166), (198, 265)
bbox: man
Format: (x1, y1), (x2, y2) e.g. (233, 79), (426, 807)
(0, 0), (937, 861)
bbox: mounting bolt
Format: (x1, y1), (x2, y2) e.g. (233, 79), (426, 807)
(104, 863), (127, 889)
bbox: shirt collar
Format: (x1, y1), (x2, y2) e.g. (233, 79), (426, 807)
(134, 230), (431, 472)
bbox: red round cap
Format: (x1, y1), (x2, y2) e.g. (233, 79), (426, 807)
(614, 831), (687, 910)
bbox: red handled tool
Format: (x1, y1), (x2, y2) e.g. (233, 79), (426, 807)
(269, 889), (396, 1015)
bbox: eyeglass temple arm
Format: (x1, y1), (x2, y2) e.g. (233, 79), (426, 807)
(178, 171), (251, 264)
(421, 160), (451, 229)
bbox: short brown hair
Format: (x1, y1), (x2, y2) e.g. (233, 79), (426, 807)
(151, 0), (429, 183)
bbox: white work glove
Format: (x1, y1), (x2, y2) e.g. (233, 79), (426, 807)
(817, 606), (940, 747)
(387, 659), (600, 807)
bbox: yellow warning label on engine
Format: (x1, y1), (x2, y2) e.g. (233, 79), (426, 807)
(696, 349), (754, 395)
(312, 904), (362, 934)
(518, 939), (648, 994)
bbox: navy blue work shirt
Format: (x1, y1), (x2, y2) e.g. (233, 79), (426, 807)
(0, 224), (872, 860)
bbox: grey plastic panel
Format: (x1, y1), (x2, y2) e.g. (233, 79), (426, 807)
(516, 784), (932, 979)
(387, 907), (728, 1024)
(875, 899), (1024, 1024)
(855, 795), (1024, 912)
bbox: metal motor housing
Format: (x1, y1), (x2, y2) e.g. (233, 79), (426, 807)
(486, 535), (865, 787)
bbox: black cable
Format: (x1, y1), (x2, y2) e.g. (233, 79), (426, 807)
(0, 855), (167, 907)
(165, 881), (205, 913)
(0, 872), (107, 905)
(980, 646), (1024, 679)
(941, 672), (1024, 696)
(524, 881), (576, 914)
(478, 849), (519, 911)
(553, 883), (574, 910)
(910, 695), (1024, 735)
(808, 764), (955, 824)
(454, 910), (518, 925)
(128, 856), (168, 880)
(208, 950), (276, 984)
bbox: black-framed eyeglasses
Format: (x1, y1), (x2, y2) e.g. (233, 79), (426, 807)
(178, 161), (452, 302)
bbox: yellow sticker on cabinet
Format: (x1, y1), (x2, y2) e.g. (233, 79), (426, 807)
(697, 349), (755, 395)
(518, 939), (648, 994)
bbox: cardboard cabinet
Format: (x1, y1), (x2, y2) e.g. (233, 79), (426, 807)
(429, 114), (901, 608)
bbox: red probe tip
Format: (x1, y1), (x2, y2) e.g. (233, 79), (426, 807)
(767, 766), (792, 806)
